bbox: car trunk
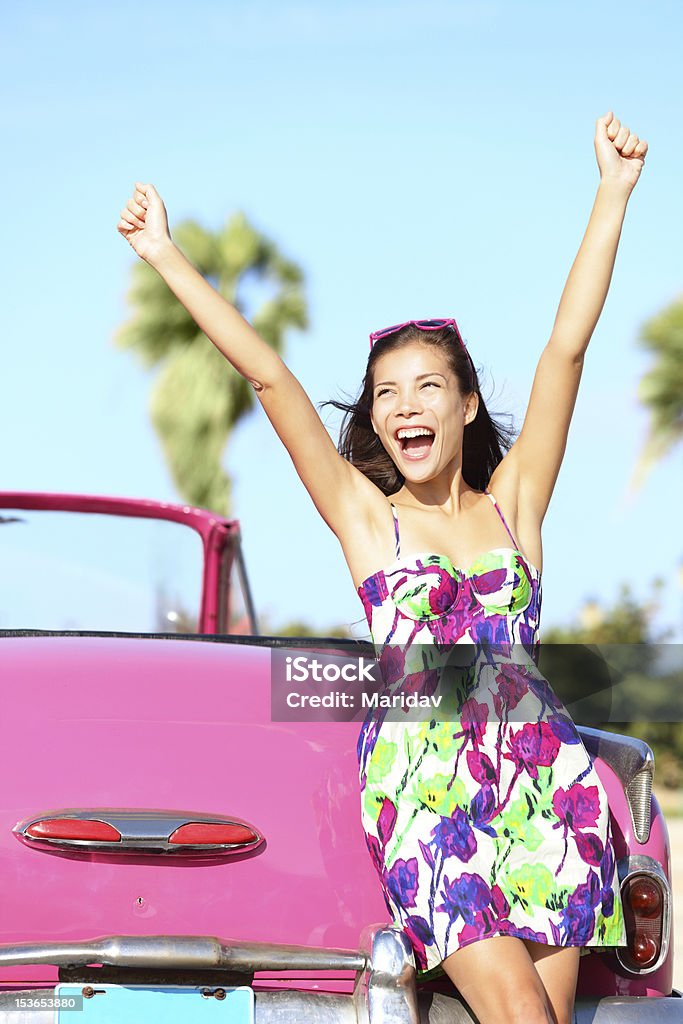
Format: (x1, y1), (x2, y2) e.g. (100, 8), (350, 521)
(0, 634), (386, 987)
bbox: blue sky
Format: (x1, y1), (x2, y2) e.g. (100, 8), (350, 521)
(1, 1), (682, 639)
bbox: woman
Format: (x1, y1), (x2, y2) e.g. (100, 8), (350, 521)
(118, 111), (647, 1024)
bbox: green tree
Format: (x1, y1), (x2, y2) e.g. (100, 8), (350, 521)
(635, 294), (683, 480)
(116, 212), (308, 514)
(542, 582), (683, 787)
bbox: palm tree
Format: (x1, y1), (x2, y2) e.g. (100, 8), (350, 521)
(116, 212), (308, 513)
(634, 294), (683, 481)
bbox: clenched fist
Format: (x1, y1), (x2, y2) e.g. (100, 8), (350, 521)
(595, 112), (648, 194)
(117, 182), (173, 265)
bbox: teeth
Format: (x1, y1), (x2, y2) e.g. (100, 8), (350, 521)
(396, 427), (435, 440)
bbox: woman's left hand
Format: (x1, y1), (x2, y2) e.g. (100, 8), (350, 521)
(594, 112), (648, 193)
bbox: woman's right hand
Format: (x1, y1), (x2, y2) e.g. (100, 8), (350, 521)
(117, 182), (173, 266)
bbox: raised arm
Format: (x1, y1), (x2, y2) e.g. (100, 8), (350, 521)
(117, 183), (378, 535)
(496, 112), (648, 522)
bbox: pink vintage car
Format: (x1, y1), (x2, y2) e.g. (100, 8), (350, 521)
(0, 491), (680, 1022)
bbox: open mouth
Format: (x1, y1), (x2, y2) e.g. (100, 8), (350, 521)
(396, 427), (435, 461)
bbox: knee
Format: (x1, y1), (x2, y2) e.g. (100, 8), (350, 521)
(508, 995), (556, 1024)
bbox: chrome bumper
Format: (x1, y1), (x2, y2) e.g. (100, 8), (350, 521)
(0, 926), (417, 1023)
(0, 930), (681, 1023)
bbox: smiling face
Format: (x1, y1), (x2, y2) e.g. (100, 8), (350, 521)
(369, 342), (478, 483)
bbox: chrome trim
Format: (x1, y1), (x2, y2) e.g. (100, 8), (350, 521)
(0, 936), (366, 973)
(616, 854), (671, 975)
(626, 768), (654, 843)
(13, 808), (264, 856)
(0, 989), (361, 1024)
(354, 924), (419, 1024)
(3, 988), (683, 1023)
(576, 726), (655, 843)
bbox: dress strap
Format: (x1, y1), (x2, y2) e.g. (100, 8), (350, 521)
(485, 490), (520, 550)
(389, 502), (401, 558)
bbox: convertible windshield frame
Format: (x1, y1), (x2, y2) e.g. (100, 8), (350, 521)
(0, 491), (256, 634)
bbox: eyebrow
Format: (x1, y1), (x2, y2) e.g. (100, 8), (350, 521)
(374, 372), (449, 389)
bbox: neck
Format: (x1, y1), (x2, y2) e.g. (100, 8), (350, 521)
(396, 462), (476, 512)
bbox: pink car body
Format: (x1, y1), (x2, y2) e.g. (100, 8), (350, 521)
(0, 491), (680, 1022)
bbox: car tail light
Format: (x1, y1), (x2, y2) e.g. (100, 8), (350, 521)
(14, 808), (264, 857)
(26, 819), (121, 842)
(621, 873), (666, 970)
(169, 822), (258, 845)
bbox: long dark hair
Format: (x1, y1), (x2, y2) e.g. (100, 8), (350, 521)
(321, 324), (516, 494)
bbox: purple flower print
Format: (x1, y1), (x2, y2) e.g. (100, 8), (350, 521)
(558, 870), (600, 944)
(400, 668), (440, 703)
(427, 570), (460, 616)
(466, 751), (498, 827)
(503, 722), (561, 779)
(466, 748), (497, 785)
(437, 872), (492, 925)
(431, 807), (477, 862)
(547, 713), (581, 744)
(403, 915), (433, 971)
(366, 833), (385, 875)
(418, 839), (435, 868)
(386, 857), (419, 909)
(599, 837), (616, 917)
(493, 664), (529, 716)
(362, 574), (385, 608)
(357, 714), (380, 771)
(470, 784), (498, 834)
(455, 910), (491, 947)
(601, 884), (615, 918)
(552, 784), (600, 832)
(378, 644), (407, 688)
(498, 923), (548, 943)
(377, 798), (397, 847)
(573, 830), (604, 866)
(471, 568), (509, 594)
(491, 883), (510, 919)
(460, 697), (490, 745)
(552, 783), (601, 875)
(447, 883), (511, 948)
(526, 672), (563, 712)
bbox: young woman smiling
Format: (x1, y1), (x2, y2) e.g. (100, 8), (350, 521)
(118, 110), (648, 1024)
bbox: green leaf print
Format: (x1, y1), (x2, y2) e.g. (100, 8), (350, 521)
(596, 892), (625, 943)
(367, 737), (398, 785)
(499, 789), (545, 852)
(416, 719), (465, 763)
(500, 863), (558, 912)
(363, 786), (386, 824)
(407, 771), (468, 816)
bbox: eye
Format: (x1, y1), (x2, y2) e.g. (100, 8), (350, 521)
(376, 387), (392, 397)
(421, 380), (440, 389)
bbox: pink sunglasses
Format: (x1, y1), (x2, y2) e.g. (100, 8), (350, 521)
(368, 318), (476, 376)
(369, 318), (465, 350)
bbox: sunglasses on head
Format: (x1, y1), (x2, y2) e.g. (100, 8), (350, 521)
(368, 318), (476, 378)
(369, 318), (464, 350)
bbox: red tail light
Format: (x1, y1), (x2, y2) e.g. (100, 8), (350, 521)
(623, 875), (664, 969)
(26, 819), (121, 842)
(169, 823), (258, 845)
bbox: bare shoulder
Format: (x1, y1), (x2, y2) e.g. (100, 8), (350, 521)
(333, 466), (399, 589)
(488, 450), (544, 571)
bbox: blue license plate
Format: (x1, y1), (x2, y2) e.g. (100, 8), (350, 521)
(55, 984), (254, 1022)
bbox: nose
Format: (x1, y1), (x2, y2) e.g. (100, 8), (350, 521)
(396, 389), (424, 416)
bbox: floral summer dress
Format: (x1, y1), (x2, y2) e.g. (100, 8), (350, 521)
(356, 490), (626, 971)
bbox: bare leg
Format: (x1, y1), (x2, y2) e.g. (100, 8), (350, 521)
(522, 940), (581, 1024)
(441, 934), (556, 1024)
